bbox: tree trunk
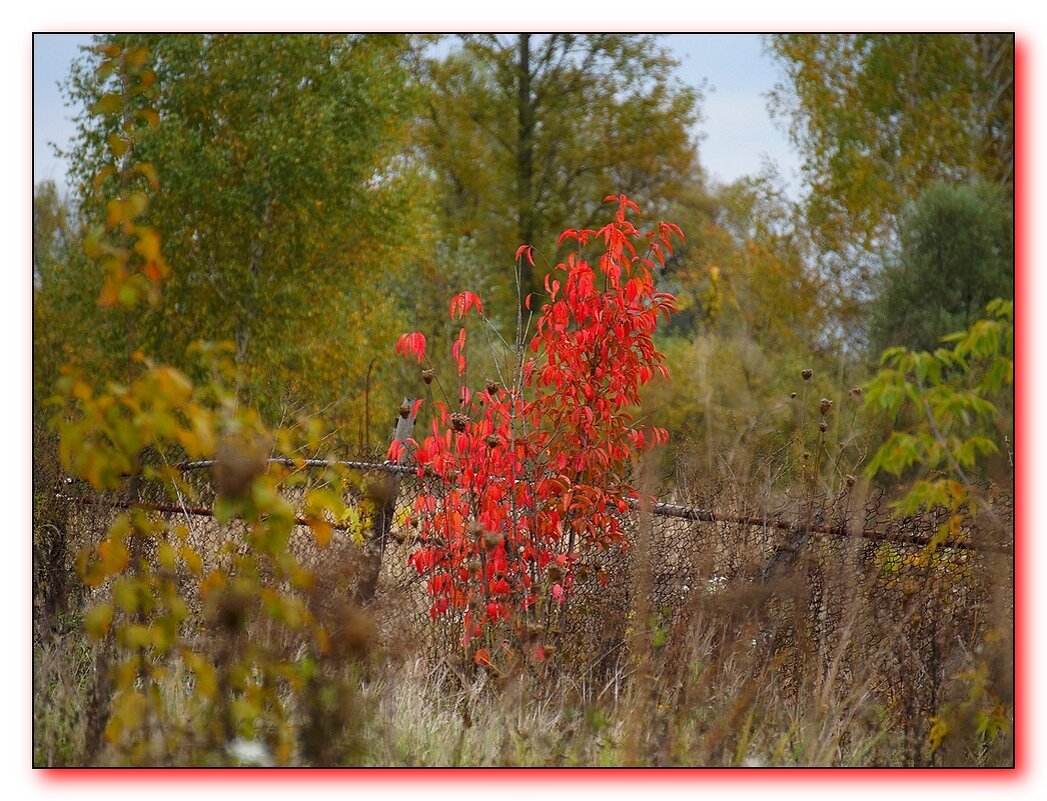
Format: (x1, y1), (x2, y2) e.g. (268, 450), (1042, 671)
(516, 34), (536, 315)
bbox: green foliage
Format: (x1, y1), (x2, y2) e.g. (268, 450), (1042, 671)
(33, 180), (73, 282)
(767, 34), (1014, 339)
(868, 180), (1013, 354)
(33, 181), (77, 407)
(768, 34), (1013, 245)
(416, 34), (701, 322)
(53, 34), (427, 422)
(54, 309), (379, 766)
(863, 299), (1012, 527)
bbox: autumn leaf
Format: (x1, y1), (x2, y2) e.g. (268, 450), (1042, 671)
(449, 291), (484, 319)
(395, 332), (427, 364)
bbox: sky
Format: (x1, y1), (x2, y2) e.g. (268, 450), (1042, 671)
(32, 33), (802, 199)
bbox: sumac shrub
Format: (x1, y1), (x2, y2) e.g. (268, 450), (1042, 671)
(393, 195), (680, 663)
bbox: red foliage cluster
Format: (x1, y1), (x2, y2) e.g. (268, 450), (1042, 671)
(392, 195), (680, 656)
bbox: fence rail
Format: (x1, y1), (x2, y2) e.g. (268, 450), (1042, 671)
(157, 456), (1010, 555)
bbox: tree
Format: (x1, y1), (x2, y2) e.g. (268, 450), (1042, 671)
(868, 180), (1013, 355)
(33, 180), (73, 284)
(415, 34), (701, 325)
(33, 181), (78, 407)
(766, 34), (1014, 337)
(53, 34), (427, 423)
(644, 169), (840, 475)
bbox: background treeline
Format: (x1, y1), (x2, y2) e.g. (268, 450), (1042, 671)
(34, 33), (1014, 473)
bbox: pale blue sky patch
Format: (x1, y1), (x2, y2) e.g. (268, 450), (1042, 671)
(665, 33), (797, 191)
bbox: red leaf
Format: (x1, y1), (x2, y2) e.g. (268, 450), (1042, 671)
(395, 332), (427, 363)
(450, 291), (484, 319)
(452, 328), (467, 374)
(515, 244), (535, 267)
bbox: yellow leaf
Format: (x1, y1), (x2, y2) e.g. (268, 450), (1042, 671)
(307, 517), (332, 548)
(113, 579), (138, 614)
(184, 651), (217, 700)
(157, 541), (177, 570)
(126, 47), (149, 70)
(92, 165), (116, 193)
(84, 603), (114, 640)
(91, 93), (122, 115)
(106, 193), (148, 227)
(118, 281), (139, 308)
(99, 536), (130, 576)
(136, 109), (160, 129)
(122, 623), (151, 650)
(180, 546), (203, 575)
(134, 162), (159, 190)
(91, 44), (122, 58)
(108, 133), (129, 158)
(133, 227), (162, 262)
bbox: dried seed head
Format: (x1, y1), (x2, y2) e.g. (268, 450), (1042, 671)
(802, 369), (813, 381)
(483, 529), (504, 550)
(546, 562), (565, 582)
(819, 398), (832, 415)
(421, 368), (434, 384)
(790, 392), (797, 400)
(451, 412), (468, 432)
(468, 520), (484, 542)
(465, 558), (482, 574)
(486, 380), (500, 395)
(845, 474), (856, 488)
(398, 402), (411, 418)
(850, 386), (863, 398)
(485, 434), (500, 448)
(803, 451), (810, 461)
(819, 420), (828, 432)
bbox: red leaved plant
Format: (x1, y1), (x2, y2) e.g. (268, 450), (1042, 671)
(393, 195), (679, 662)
